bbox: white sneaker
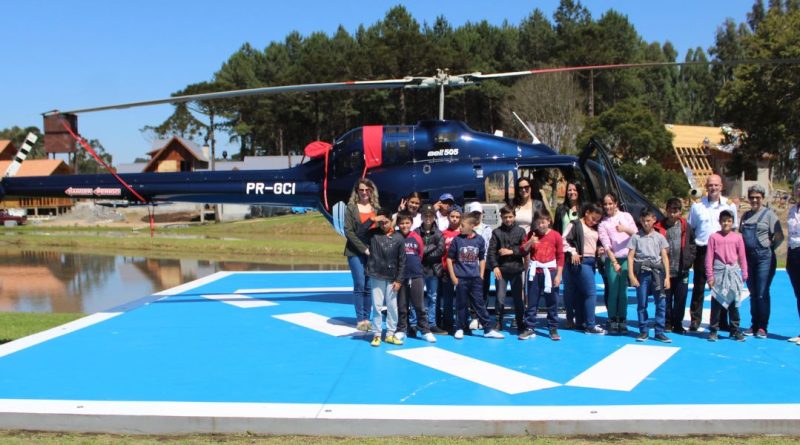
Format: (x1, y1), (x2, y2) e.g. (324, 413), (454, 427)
(788, 335), (800, 343)
(422, 332), (437, 343)
(484, 329), (505, 339)
(454, 329), (464, 340)
(394, 332), (406, 341)
(469, 319), (481, 330)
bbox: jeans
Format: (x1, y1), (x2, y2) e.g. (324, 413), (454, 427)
(455, 276), (493, 333)
(635, 269), (667, 334)
(410, 275), (439, 327)
(495, 270), (524, 329)
(565, 257), (598, 329)
(606, 257), (630, 321)
(786, 247), (800, 323)
(397, 277), (430, 334)
(746, 246), (776, 332)
(371, 278), (398, 336)
(439, 276), (456, 332)
(665, 273), (689, 330)
(347, 254), (371, 323)
(525, 269), (559, 330)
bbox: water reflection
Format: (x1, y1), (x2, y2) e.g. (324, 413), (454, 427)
(0, 249), (346, 314)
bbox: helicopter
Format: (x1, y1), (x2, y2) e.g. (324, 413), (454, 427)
(0, 60), (785, 231)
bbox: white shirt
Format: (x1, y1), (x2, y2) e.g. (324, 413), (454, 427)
(436, 211), (450, 232)
(788, 205), (800, 249)
(688, 196), (738, 246)
(477, 222), (493, 247)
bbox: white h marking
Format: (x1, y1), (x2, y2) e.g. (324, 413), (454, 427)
(388, 347), (561, 394)
(274, 312), (363, 337)
(201, 294), (277, 309)
(566, 344), (679, 391)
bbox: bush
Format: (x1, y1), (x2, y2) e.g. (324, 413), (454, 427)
(617, 162), (690, 206)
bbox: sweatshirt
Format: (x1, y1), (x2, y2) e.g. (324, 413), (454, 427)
(448, 233), (486, 279)
(705, 231), (748, 281)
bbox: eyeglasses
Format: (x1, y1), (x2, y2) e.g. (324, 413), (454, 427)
(519, 186), (531, 191)
(748, 196), (762, 200)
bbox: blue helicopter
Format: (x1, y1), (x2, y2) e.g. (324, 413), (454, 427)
(0, 63), (701, 229)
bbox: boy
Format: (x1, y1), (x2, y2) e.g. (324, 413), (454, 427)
(435, 193), (455, 231)
(627, 208), (672, 343)
(366, 209), (407, 347)
(466, 201), (495, 329)
(706, 209), (749, 342)
(395, 212), (436, 343)
(654, 198), (696, 334)
(487, 205), (527, 333)
(439, 205), (462, 332)
(520, 210), (564, 341)
(414, 204), (447, 335)
(447, 214), (504, 339)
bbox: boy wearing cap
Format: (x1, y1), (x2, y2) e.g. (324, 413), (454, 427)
(435, 193), (455, 231)
(366, 209), (407, 347)
(412, 203), (448, 335)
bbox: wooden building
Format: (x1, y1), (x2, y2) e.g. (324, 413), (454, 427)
(0, 140), (74, 216)
(143, 136), (208, 173)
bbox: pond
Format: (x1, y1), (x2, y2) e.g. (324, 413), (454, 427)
(0, 249), (347, 313)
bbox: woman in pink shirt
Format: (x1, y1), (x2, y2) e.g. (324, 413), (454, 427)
(598, 193), (637, 334)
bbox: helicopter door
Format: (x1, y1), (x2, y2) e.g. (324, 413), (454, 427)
(578, 138), (627, 211)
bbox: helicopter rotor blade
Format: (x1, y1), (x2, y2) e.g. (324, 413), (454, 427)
(47, 77), (425, 115)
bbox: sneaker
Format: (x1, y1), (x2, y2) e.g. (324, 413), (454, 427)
(357, 320), (371, 331)
(484, 330), (505, 339)
(430, 325), (448, 335)
(469, 319), (481, 330)
(743, 328), (754, 336)
(422, 332), (437, 343)
(689, 323), (700, 332)
(454, 329), (464, 340)
(733, 331), (746, 342)
(370, 336), (381, 347)
(617, 322), (628, 335)
(385, 335), (404, 345)
(654, 333), (672, 343)
(518, 329), (536, 340)
(788, 335), (800, 343)
(636, 332), (649, 342)
(608, 321), (618, 333)
(755, 329), (767, 339)
(394, 332), (406, 341)
(585, 326), (606, 335)
(708, 331), (718, 342)
(493, 321), (503, 332)
(672, 326), (686, 335)
(549, 328), (561, 341)
(665, 324), (673, 333)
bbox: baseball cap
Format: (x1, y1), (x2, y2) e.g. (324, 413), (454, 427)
(439, 193), (455, 203)
(465, 202), (483, 214)
(449, 205), (463, 215)
(420, 203), (436, 215)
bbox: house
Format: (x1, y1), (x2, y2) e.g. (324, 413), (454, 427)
(665, 124), (772, 199)
(142, 136), (208, 173)
(0, 140), (74, 216)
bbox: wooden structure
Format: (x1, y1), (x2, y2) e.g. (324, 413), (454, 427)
(0, 157), (74, 216)
(143, 137), (208, 173)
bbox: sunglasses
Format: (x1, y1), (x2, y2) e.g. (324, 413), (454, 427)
(519, 186), (531, 191)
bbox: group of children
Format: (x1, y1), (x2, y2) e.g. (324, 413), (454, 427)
(364, 197), (749, 346)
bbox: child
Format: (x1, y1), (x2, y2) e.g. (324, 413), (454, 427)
(414, 204), (447, 335)
(366, 209), (407, 347)
(447, 214), (504, 339)
(563, 203), (605, 334)
(520, 210), (564, 341)
(395, 212), (436, 343)
(627, 208), (672, 343)
(706, 209), (749, 342)
(439, 205), (462, 332)
(654, 198), (696, 334)
(487, 205), (527, 333)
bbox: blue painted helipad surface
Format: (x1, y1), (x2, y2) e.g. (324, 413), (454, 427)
(1, 270), (798, 435)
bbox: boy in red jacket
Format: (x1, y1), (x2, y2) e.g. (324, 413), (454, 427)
(520, 210), (564, 341)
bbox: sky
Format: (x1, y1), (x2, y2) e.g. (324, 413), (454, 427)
(1, 0), (756, 164)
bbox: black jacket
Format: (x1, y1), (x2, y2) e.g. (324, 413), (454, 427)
(415, 224), (444, 277)
(487, 223), (527, 274)
(366, 230), (406, 282)
(343, 203), (379, 257)
(554, 204), (579, 235)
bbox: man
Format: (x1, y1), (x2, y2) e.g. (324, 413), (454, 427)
(687, 174), (738, 331)
(435, 193), (455, 231)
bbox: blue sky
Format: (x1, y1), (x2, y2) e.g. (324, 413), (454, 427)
(1, 0), (755, 163)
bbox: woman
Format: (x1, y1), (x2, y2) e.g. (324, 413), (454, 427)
(344, 178), (382, 331)
(563, 203), (606, 334)
(598, 193), (637, 335)
(553, 182), (582, 325)
(788, 179), (800, 344)
(739, 185), (783, 338)
(513, 177), (543, 233)
(393, 191), (423, 230)
(554, 182), (582, 235)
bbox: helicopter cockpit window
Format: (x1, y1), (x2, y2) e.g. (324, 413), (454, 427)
(518, 167), (578, 216)
(435, 132), (458, 144)
(383, 139), (411, 165)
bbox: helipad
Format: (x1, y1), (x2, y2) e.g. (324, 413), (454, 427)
(0, 270), (798, 436)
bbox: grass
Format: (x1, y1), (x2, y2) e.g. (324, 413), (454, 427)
(0, 213), (347, 265)
(0, 312), (84, 344)
(0, 433), (797, 444)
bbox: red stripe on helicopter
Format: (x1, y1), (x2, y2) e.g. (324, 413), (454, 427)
(362, 125), (383, 171)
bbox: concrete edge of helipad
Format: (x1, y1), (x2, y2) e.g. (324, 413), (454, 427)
(0, 401), (798, 436)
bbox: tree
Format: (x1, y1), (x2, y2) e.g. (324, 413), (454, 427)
(75, 139), (113, 174)
(0, 126), (45, 159)
(500, 72), (585, 153)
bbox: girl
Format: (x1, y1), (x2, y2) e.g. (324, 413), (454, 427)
(598, 193), (637, 335)
(563, 203), (605, 334)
